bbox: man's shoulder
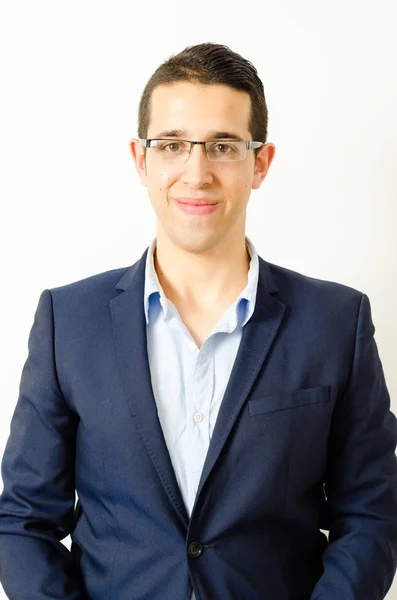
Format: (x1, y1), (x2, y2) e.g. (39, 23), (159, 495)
(264, 259), (364, 307)
(47, 264), (135, 310)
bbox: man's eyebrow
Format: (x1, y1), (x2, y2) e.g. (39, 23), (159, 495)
(210, 131), (245, 140)
(152, 130), (245, 140)
(153, 129), (186, 139)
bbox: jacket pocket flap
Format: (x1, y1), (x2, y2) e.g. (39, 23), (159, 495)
(248, 386), (331, 416)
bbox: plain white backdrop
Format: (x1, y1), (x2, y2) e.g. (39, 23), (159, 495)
(0, 0), (396, 597)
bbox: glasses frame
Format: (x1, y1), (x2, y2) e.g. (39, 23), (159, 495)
(138, 138), (264, 162)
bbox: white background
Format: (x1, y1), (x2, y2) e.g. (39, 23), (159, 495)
(0, 0), (396, 597)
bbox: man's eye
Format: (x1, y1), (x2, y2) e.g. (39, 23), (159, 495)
(216, 144), (233, 153)
(161, 141), (185, 153)
(211, 143), (239, 154)
(165, 143), (180, 152)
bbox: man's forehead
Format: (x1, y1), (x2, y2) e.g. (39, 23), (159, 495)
(148, 82), (252, 137)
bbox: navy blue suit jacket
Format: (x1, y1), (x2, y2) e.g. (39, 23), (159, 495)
(1, 248), (397, 599)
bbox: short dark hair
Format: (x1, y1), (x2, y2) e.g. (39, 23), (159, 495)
(138, 43), (268, 149)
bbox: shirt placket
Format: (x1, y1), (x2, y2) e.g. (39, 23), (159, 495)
(186, 338), (215, 514)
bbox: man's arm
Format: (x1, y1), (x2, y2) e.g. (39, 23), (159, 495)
(312, 293), (397, 599)
(0, 290), (87, 599)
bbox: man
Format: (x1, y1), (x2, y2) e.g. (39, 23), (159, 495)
(0, 42), (396, 600)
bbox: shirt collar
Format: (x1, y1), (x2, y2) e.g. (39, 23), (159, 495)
(144, 236), (259, 328)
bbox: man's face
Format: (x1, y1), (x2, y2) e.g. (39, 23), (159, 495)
(131, 82), (275, 254)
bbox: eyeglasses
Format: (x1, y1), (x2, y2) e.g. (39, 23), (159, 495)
(138, 138), (264, 162)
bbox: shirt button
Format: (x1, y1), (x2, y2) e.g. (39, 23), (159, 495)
(188, 541), (203, 558)
(193, 412), (204, 423)
(188, 341), (197, 352)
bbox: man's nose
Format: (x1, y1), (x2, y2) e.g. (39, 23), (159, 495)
(181, 143), (214, 187)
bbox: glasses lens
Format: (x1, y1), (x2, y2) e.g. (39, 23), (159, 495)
(206, 141), (246, 162)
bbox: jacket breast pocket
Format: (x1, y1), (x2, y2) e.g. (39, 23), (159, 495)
(248, 385), (331, 416)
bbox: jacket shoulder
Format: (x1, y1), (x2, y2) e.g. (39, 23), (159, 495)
(47, 266), (133, 312)
(265, 260), (364, 306)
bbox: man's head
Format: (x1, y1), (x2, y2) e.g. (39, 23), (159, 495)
(138, 42), (269, 147)
(130, 43), (275, 255)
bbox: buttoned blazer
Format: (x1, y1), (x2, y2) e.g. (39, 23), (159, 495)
(0, 247), (396, 600)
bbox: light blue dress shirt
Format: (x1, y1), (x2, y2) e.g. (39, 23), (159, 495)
(144, 235), (259, 598)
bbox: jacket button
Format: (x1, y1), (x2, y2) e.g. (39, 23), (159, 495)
(188, 541), (203, 558)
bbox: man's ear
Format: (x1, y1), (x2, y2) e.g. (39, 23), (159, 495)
(129, 138), (147, 187)
(252, 143), (276, 190)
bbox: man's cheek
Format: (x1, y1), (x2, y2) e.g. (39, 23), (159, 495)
(158, 172), (174, 192)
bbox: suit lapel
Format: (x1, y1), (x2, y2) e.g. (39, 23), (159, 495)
(110, 249), (189, 529)
(195, 257), (287, 504)
(110, 248), (287, 527)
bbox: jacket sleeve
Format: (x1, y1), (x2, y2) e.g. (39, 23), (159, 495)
(0, 290), (87, 599)
(311, 293), (397, 599)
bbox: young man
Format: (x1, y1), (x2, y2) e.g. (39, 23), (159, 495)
(0, 43), (396, 600)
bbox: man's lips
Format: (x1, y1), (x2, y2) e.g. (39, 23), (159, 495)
(176, 199), (220, 215)
(176, 198), (219, 206)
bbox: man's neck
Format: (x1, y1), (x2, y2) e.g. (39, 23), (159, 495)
(153, 237), (251, 313)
